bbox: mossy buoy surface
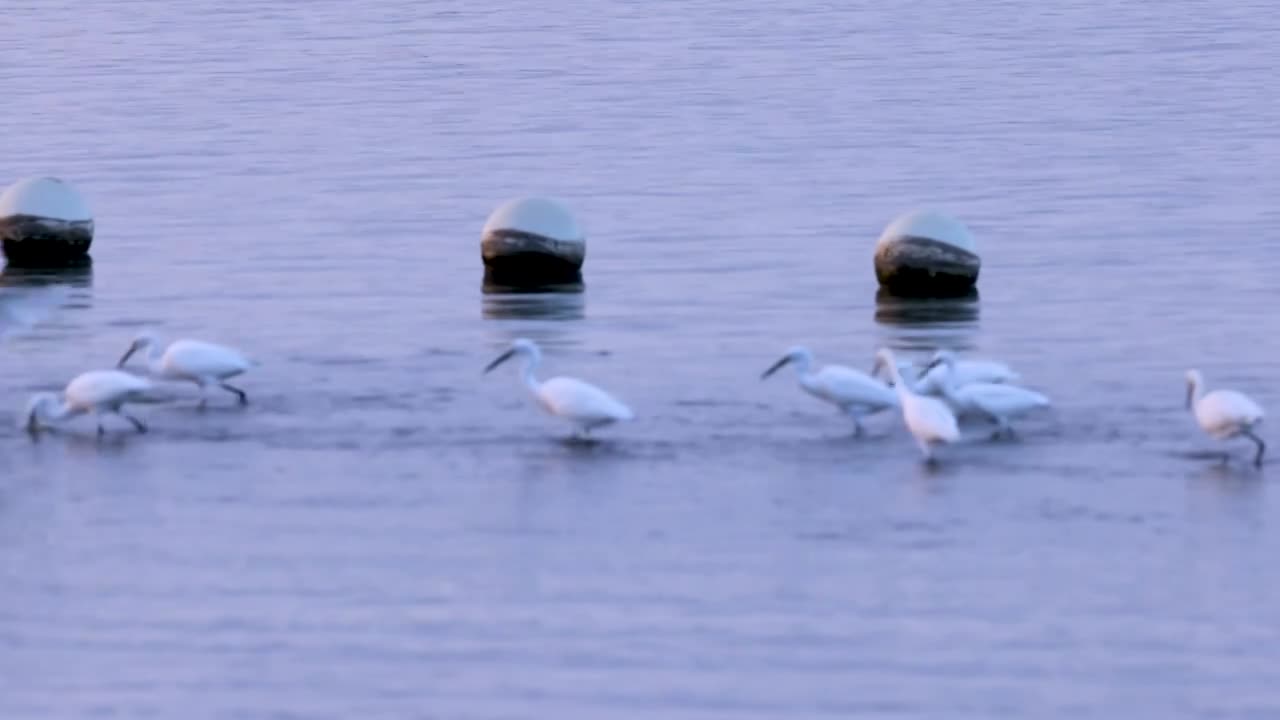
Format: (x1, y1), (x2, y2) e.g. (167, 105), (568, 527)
(481, 197), (585, 287)
(0, 177), (94, 267)
(873, 210), (980, 298)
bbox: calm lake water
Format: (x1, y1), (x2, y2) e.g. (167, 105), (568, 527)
(4, 1), (1280, 717)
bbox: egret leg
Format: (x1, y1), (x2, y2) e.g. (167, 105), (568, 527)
(220, 382), (249, 405)
(119, 411), (148, 434)
(1244, 430), (1266, 467)
(850, 416), (864, 437)
(96, 414), (106, 436)
(840, 405), (868, 437)
(977, 410), (1004, 439)
(567, 423), (605, 445)
(990, 418), (1016, 441)
(915, 438), (934, 462)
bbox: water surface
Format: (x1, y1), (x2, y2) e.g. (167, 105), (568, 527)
(3, 1), (1280, 717)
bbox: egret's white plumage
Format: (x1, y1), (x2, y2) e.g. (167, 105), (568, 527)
(23, 369), (154, 435)
(901, 351), (1020, 396)
(924, 350), (1050, 437)
(872, 347), (961, 462)
(118, 331), (255, 406)
(761, 345), (898, 435)
(1186, 369), (1265, 466)
(485, 338), (633, 438)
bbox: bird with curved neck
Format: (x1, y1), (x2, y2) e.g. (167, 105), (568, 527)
(118, 331), (255, 408)
(760, 345), (897, 436)
(871, 347), (960, 463)
(1185, 369), (1265, 466)
(484, 338), (634, 440)
(922, 349), (1050, 439)
(899, 349), (1020, 397)
(23, 369), (154, 436)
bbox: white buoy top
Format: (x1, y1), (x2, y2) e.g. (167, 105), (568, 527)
(0, 177), (92, 222)
(876, 210), (975, 253)
(482, 197), (584, 244)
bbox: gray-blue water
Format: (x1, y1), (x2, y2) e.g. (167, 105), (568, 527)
(4, 1), (1280, 716)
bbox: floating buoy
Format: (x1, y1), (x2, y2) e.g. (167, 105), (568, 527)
(481, 197), (585, 288)
(0, 177), (94, 267)
(873, 210), (980, 298)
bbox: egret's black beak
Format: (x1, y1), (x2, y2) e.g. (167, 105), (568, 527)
(484, 349), (516, 374)
(870, 358), (887, 382)
(117, 342), (138, 369)
(1185, 382), (1194, 410)
(919, 358), (943, 380)
(761, 356), (791, 380)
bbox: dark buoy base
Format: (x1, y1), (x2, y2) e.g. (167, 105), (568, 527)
(0, 215), (94, 267)
(483, 259), (583, 289)
(874, 235), (980, 299)
(482, 229), (585, 289)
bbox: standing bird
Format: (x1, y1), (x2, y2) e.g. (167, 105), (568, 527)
(871, 347), (960, 463)
(117, 332), (255, 407)
(760, 345), (898, 436)
(922, 350), (1050, 438)
(1185, 369), (1265, 466)
(484, 338), (634, 439)
(23, 369), (155, 436)
(905, 350), (1020, 396)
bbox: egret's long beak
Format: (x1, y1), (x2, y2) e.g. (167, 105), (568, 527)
(484, 349), (516, 374)
(870, 358), (886, 382)
(1185, 382), (1194, 410)
(760, 356), (792, 380)
(117, 342), (139, 369)
(919, 358), (943, 379)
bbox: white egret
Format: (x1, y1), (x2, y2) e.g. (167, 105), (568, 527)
(23, 369), (154, 436)
(901, 350), (1020, 396)
(871, 347), (960, 462)
(922, 350), (1050, 438)
(760, 346), (898, 436)
(117, 331), (255, 407)
(1186, 369), (1265, 466)
(484, 338), (634, 439)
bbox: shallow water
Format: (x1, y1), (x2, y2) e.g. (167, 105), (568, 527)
(4, 0), (1280, 716)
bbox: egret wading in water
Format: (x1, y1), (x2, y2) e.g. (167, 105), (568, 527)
(484, 338), (634, 440)
(871, 347), (960, 463)
(760, 346), (898, 436)
(923, 350), (1050, 439)
(1185, 369), (1265, 466)
(23, 369), (154, 436)
(118, 332), (255, 407)
(905, 350), (1020, 396)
